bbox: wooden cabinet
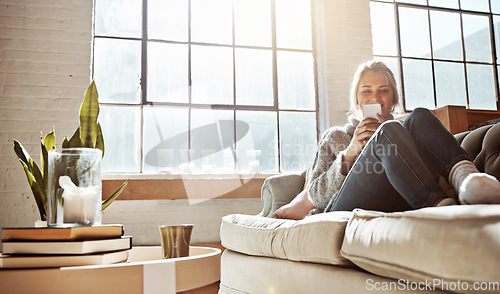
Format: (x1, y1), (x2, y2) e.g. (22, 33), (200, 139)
(434, 105), (500, 134)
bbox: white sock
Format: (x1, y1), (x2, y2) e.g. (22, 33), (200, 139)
(449, 160), (500, 204)
(449, 160), (479, 191)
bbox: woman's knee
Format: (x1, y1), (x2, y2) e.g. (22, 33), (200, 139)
(404, 107), (433, 128)
(379, 120), (404, 135)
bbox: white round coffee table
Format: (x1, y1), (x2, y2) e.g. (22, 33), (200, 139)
(0, 246), (221, 293)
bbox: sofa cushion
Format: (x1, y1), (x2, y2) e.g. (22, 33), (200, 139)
(341, 205), (500, 292)
(219, 249), (449, 294)
(220, 211), (353, 265)
(456, 123), (500, 180)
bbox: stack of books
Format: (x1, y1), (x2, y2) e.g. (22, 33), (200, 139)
(0, 224), (131, 268)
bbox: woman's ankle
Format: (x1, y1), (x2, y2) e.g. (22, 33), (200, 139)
(449, 160), (479, 192)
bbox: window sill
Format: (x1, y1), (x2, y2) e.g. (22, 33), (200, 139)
(102, 173), (276, 201)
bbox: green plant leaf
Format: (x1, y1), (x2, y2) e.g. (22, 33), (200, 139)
(96, 123), (105, 156)
(41, 131), (55, 196)
(101, 180), (128, 211)
(13, 140), (30, 169)
(41, 131), (55, 174)
(14, 139), (47, 220)
(29, 158), (47, 214)
(19, 159), (47, 220)
(43, 131), (56, 153)
(62, 137), (69, 148)
(62, 127), (82, 149)
(80, 81), (99, 148)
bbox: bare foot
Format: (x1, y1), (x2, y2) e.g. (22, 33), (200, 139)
(273, 190), (315, 220)
(459, 173), (500, 204)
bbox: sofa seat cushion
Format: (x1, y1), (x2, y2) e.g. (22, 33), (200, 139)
(341, 205), (500, 292)
(219, 249), (450, 294)
(220, 212), (353, 265)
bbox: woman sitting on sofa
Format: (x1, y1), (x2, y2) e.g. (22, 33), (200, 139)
(274, 60), (500, 219)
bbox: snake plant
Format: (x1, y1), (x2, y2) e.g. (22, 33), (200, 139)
(13, 81), (127, 221)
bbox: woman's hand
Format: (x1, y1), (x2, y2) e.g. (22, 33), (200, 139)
(341, 115), (386, 175)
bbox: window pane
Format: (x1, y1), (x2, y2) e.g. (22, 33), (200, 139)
(399, 7), (431, 58)
(430, 11), (463, 61)
(148, 42), (189, 103)
(277, 51), (315, 110)
(462, 14), (492, 63)
(236, 111), (278, 173)
(428, 0), (459, 9)
(402, 59), (435, 110)
(493, 16), (500, 63)
(396, 0), (426, 5)
(99, 106), (141, 173)
(143, 107), (189, 174)
(191, 0), (232, 45)
(148, 0), (188, 42)
(434, 61), (467, 107)
(370, 2), (398, 56)
(460, 0), (490, 12)
(234, 0), (272, 47)
(191, 109), (234, 173)
(492, 0), (500, 14)
(467, 64), (497, 110)
(191, 45), (234, 105)
(94, 0), (142, 38)
(93, 38), (141, 104)
(275, 0), (312, 50)
(280, 111), (317, 172)
(235, 48), (273, 106)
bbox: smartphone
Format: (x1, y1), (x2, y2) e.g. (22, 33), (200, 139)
(362, 103), (382, 122)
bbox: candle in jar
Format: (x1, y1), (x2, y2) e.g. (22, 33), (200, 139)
(59, 176), (100, 224)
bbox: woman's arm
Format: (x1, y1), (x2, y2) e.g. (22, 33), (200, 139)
(306, 128), (352, 211)
(341, 117), (382, 175)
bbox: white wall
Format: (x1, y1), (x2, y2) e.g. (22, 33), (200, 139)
(0, 0), (372, 245)
(322, 0), (373, 128)
(0, 0), (93, 227)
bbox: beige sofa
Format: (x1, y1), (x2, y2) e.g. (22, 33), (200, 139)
(219, 123), (500, 294)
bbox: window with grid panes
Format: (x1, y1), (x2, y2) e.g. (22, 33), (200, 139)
(370, 0), (500, 112)
(92, 0), (319, 175)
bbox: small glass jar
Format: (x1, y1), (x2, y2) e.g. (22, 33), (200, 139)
(47, 148), (102, 227)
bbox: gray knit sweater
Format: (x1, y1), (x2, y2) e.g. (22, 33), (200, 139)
(306, 116), (359, 212)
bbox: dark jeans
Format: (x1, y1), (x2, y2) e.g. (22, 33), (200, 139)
(329, 108), (470, 212)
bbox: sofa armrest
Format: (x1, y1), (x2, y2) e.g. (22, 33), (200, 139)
(258, 173), (306, 218)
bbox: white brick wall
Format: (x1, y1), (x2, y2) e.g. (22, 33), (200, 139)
(322, 0), (373, 128)
(0, 0), (373, 244)
(0, 0), (92, 229)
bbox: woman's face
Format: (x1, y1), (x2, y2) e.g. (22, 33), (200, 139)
(356, 70), (395, 118)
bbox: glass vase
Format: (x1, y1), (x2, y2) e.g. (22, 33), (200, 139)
(47, 148), (102, 227)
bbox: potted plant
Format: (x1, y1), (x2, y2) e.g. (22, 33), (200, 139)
(13, 81), (127, 222)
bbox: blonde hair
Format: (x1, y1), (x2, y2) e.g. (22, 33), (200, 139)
(349, 60), (400, 118)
